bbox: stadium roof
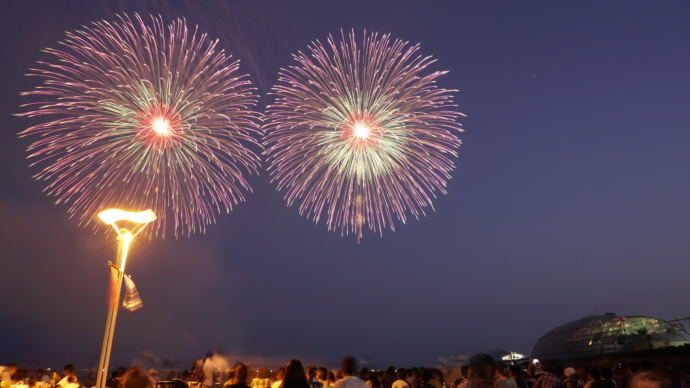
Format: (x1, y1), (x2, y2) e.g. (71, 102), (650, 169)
(531, 313), (690, 360)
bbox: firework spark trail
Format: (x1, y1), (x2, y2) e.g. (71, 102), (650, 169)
(18, 14), (262, 238)
(263, 30), (464, 242)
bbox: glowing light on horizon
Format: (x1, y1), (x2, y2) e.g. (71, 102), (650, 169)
(263, 30), (464, 242)
(501, 352), (525, 361)
(17, 14), (262, 238)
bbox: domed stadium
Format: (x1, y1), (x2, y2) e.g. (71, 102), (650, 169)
(531, 313), (690, 360)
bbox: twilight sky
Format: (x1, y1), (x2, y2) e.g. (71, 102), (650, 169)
(1, 0), (689, 371)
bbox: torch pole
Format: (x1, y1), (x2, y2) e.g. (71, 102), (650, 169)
(95, 230), (133, 388)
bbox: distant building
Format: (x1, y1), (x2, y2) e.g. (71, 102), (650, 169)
(531, 313), (690, 360)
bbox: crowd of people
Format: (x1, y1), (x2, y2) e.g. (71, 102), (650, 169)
(0, 354), (685, 388)
(0, 364), (80, 388)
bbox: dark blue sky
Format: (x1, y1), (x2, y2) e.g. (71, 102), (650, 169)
(1, 0), (689, 371)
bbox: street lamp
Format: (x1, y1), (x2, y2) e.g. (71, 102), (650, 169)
(95, 209), (157, 388)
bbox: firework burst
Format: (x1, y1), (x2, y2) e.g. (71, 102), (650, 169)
(18, 14), (262, 238)
(263, 30), (464, 242)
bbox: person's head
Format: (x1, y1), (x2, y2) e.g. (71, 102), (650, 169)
(64, 365), (75, 376)
(460, 366), (469, 380)
(327, 371), (336, 384)
(387, 367), (396, 376)
(495, 363), (508, 378)
(281, 360), (309, 388)
(541, 360), (563, 375)
(306, 366), (318, 380)
(396, 369), (407, 380)
(466, 354), (495, 380)
(127, 366), (142, 378)
(258, 368), (270, 380)
(508, 365), (520, 379)
(564, 368), (576, 380)
(626, 363), (639, 375)
(588, 370), (600, 381)
(420, 369), (433, 383)
(235, 364), (248, 384)
(340, 356), (358, 377)
(6, 363), (17, 375)
(317, 368), (328, 381)
(599, 368), (612, 381)
(575, 366), (587, 380)
(274, 367), (286, 382)
(369, 373), (381, 388)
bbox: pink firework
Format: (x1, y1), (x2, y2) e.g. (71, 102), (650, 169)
(18, 14), (262, 238)
(263, 30), (464, 242)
